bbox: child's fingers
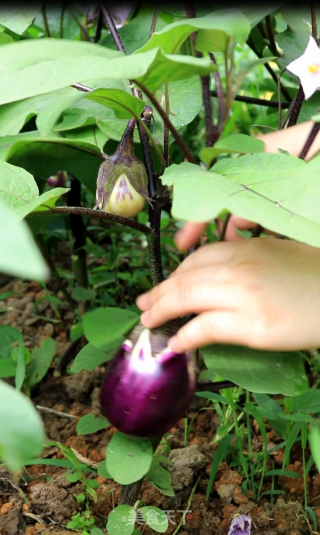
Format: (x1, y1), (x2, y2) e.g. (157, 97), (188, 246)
(173, 241), (239, 276)
(140, 283), (243, 329)
(174, 222), (207, 251)
(168, 311), (250, 353)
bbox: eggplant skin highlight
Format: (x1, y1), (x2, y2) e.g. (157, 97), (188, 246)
(100, 324), (197, 438)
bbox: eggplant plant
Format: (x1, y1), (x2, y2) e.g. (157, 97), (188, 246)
(2, 2), (320, 534)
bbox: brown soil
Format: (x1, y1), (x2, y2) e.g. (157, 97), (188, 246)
(0, 276), (319, 535)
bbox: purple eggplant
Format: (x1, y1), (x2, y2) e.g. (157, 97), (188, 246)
(100, 322), (197, 437)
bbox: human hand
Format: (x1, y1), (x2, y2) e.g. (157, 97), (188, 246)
(136, 238), (320, 353)
(175, 216), (258, 251)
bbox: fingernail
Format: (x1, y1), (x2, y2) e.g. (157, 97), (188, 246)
(140, 310), (150, 325)
(136, 293), (149, 310)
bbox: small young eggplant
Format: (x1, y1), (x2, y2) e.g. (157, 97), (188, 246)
(100, 322), (197, 438)
(94, 119), (152, 218)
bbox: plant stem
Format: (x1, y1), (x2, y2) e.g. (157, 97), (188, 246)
(286, 84), (305, 127)
(94, 8), (103, 43)
(219, 213), (231, 241)
(172, 474), (201, 535)
(100, 2), (126, 53)
(41, 5), (51, 37)
(210, 90), (291, 109)
(265, 15), (279, 57)
(247, 37), (292, 102)
(197, 380), (236, 391)
(135, 81), (196, 163)
(27, 206), (152, 234)
(185, 4), (219, 146)
(163, 83), (170, 166)
(149, 4), (158, 39)
(71, 83), (93, 93)
(210, 53), (226, 131)
(68, 6), (92, 41)
(311, 2), (318, 43)
(146, 205), (164, 285)
(299, 121), (320, 159)
(67, 176), (88, 289)
(119, 481), (143, 506)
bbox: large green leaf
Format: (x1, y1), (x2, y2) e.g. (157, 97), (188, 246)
(276, 7), (314, 71)
(0, 379), (44, 471)
(0, 5), (42, 34)
(4, 135), (102, 194)
(76, 413), (109, 436)
(161, 155), (320, 248)
(82, 307), (139, 349)
(0, 88), (81, 137)
(85, 88), (145, 119)
(202, 345), (307, 396)
(0, 325), (20, 359)
(101, 14), (168, 53)
(0, 160), (68, 218)
(0, 41), (215, 103)
(27, 338), (55, 386)
(200, 134), (264, 165)
(107, 505), (135, 535)
(106, 432), (153, 485)
(70, 341), (120, 374)
(137, 9), (250, 54)
(0, 199), (49, 280)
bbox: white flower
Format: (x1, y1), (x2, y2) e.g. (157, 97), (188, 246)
(286, 36), (320, 100)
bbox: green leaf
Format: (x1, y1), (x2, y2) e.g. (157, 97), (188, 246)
(206, 434), (234, 499)
(138, 9), (250, 54)
(145, 462), (173, 495)
(141, 506), (168, 533)
(27, 338), (55, 386)
(91, 529), (105, 535)
(70, 341), (119, 374)
(0, 5), (42, 34)
(107, 505), (136, 535)
(264, 469), (302, 478)
(283, 421), (303, 468)
(0, 33), (14, 45)
(15, 334), (25, 391)
(0, 199), (49, 280)
(97, 460), (112, 479)
(76, 413), (109, 435)
(0, 39), (122, 105)
(161, 155), (320, 249)
(72, 287), (96, 301)
(86, 89), (145, 120)
(82, 307), (139, 349)
(202, 345), (307, 396)
(0, 160), (68, 219)
(0, 40), (215, 103)
(290, 389), (320, 414)
(200, 134), (264, 165)
(0, 325), (20, 359)
(0, 379), (44, 471)
(0, 360), (17, 379)
(5, 135), (101, 195)
(278, 412), (314, 423)
(309, 424), (320, 474)
(101, 14), (168, 54)
(107, 432), (153, 485)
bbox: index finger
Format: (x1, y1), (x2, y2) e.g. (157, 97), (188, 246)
(172, 241), (239, 277)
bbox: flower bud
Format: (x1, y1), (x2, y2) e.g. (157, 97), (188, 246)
(94, 119), (152, 218)
(46, 171), (67, 188)
(100, 322), (197, 438)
